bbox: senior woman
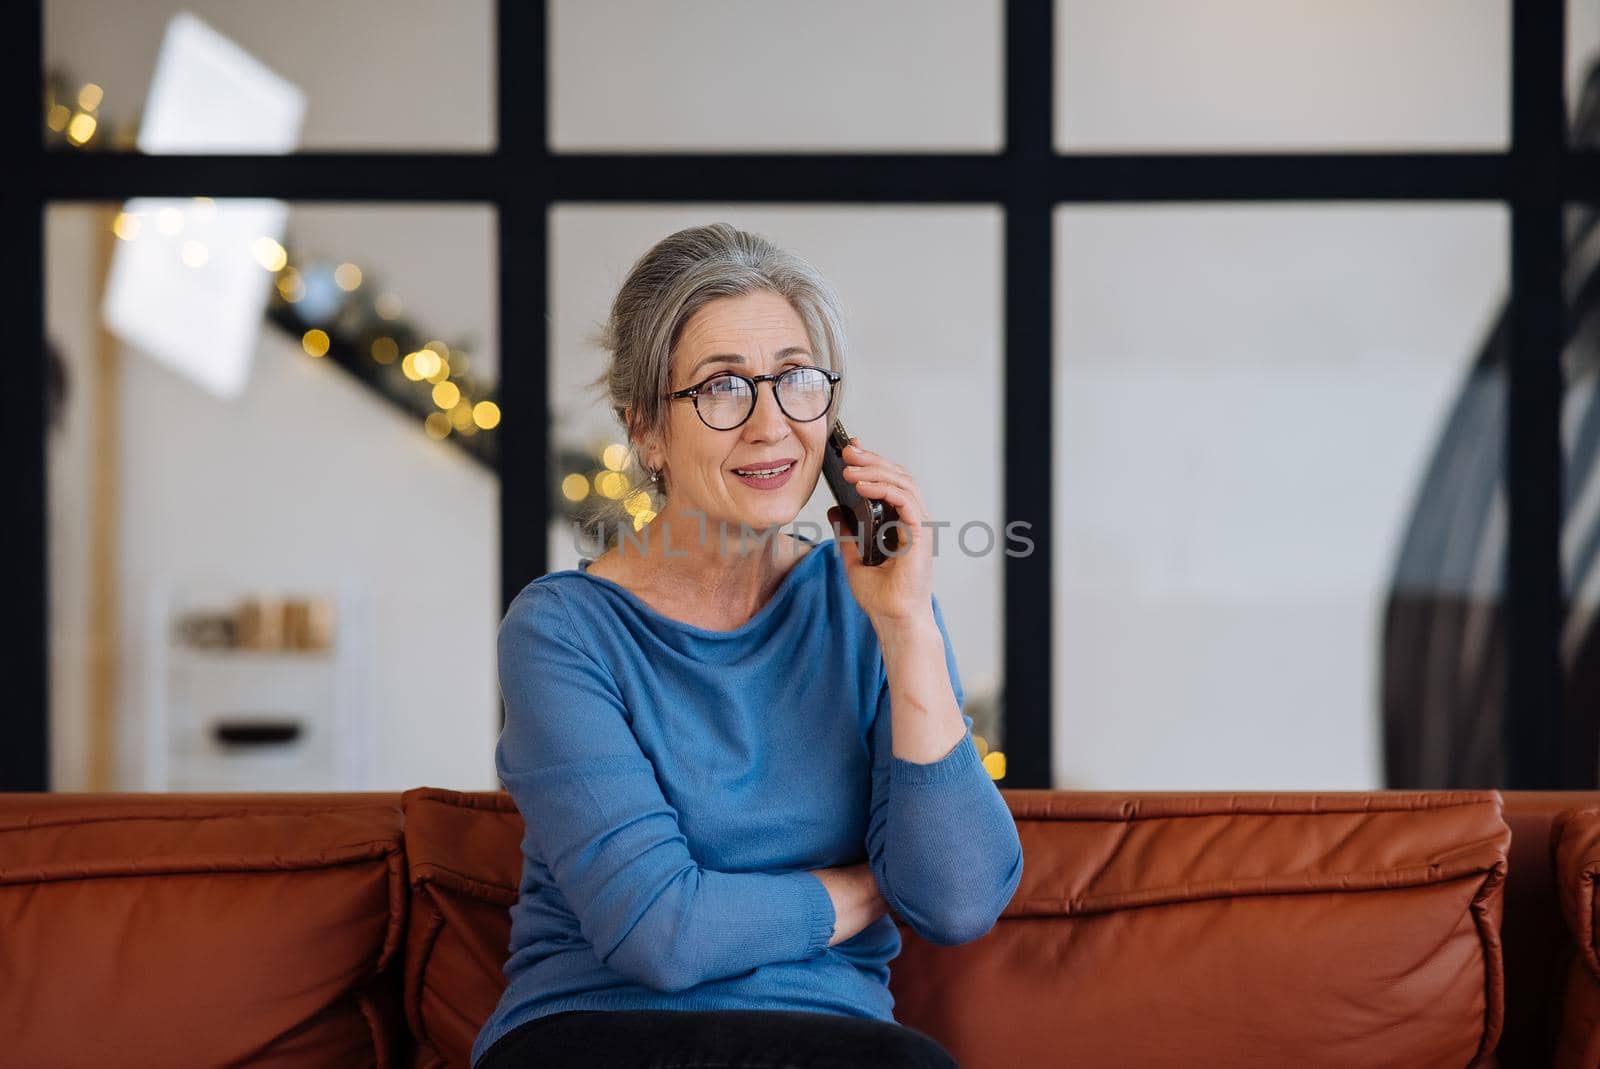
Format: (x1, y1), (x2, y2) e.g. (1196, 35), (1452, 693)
(472, 223), (1023, 1069)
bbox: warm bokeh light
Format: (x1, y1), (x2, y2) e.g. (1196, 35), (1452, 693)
(112, 212), (141, 241)
(45, 104), (70, 132)
(413, 348), (442, 379)
(449, 400), (476, 429)
(624, 491), (652, 517)
(180, 240), (209, 268)
(301, 329), (331, 358)
(472, 400), (501, 430)
(425, 358), (451, 385)
(595, 471), (627, 499)
(334, 262), (363, 291)
(77, 83), (104, 111)
(251, 237), (287, 272)
(424, 412), (451, 440)
(66, 112), (97, 144)
(431, 381), (461, 409)
(370, 336), (399, 364)
(424, 339), (450, 360)
(633, 509), (657, 531)
(276, 268), (305, 302)
(401, 352), (421, 381)
(157, 207), (184, 235)
(982, 751), (1006, 780)
(602, 443), (629, 471)
(974, 735), (988, 757)
(562, 473), (590, 501)
(375, 292), (402, 319)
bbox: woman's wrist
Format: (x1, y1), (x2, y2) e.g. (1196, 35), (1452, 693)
(868, 600), (936, 633)
(810, 863), (886, 946)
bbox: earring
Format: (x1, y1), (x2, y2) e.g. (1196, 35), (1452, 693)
(648, 466), (661, 484)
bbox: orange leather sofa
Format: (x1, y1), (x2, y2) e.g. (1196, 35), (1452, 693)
(3, 787), (1599, 1069)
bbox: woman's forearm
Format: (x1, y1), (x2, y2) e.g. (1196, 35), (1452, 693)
(871, 609), (968, 765)
(808, 862), (889, 946)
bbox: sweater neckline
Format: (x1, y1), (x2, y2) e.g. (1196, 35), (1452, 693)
(574, 535), (831, 640)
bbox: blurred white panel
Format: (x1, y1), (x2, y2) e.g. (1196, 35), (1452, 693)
(1056, 0), (1509, 151)
(138, 12), (304, 153)
(550, 0), (1002, 151)
(100, 15), (301, 399)
(1053, 203), (1508, 790)
(548, 206), (1006, 747)
(102, 197), (287, 400)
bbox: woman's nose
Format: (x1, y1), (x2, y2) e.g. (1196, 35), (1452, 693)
(746, 380), (790, 434)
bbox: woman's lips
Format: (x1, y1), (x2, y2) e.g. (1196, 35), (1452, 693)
(731, 460), (796, 490)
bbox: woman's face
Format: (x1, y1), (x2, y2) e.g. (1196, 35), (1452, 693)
(647, 290), (831, 544)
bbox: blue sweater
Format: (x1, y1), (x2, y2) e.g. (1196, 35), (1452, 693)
(471, 534), (1024, 1066)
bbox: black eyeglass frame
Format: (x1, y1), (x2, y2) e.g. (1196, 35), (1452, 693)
(666, 365), (842, 430)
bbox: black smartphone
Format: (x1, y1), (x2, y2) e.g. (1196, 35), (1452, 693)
(821, 418), (900, 566)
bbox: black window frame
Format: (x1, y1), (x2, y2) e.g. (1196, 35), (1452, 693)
(1, 1), (1580, 791)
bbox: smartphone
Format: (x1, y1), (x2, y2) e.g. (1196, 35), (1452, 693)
(821, 418), (900, 566)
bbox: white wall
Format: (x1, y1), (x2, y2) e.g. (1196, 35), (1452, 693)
(549, 0), (1001, 151)
(45, 0), (493, 150)
(1054, 205), (1506, 790)
(1056, 0), (1509, 150)
(46, 208), (100, 791)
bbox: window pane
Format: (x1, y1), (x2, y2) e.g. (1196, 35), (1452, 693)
(548, 205), (1008, 764)
(1056, 0), (1509, 152)
(1571, 0), (1600, 145)
(1565, 203), (1600, 780)
(44, 1), (493, 152)
(549, 1), (1002, 152)
(46, 201), (500, 791)
(1054, 203), (1508, 789)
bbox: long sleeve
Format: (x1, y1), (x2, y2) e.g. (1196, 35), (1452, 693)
(864, 593), (1024, 946)
(495, 583), (837, 993)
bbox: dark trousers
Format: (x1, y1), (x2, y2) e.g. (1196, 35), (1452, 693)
(473, 1008), (961, 1069)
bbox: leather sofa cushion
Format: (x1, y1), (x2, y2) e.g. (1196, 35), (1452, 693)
(0, 793), (406, 1069)
(401, 787), (1508, 1069)
(401, 788), (521, 1069)
(1558, 806), (1600, 974)
(893, 789), (1509, 1069)
(1555, 806), (1600, 1068)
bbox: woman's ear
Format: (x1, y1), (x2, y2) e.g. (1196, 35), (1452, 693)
(632, 425), (663, 474)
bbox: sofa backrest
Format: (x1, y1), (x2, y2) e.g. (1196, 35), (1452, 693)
(0, 792), (407, 1069)
(402, 787), (1511, 1069)
(14, 788), (1600, 1068)
(402, 788), (522, 1069)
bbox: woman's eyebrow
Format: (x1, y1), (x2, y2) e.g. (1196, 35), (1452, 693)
(689, 346), (813, 377)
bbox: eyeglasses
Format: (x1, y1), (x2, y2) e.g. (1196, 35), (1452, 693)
(666, 365), (841, 431)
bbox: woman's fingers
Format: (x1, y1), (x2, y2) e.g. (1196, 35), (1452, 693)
(853, 476), (926, 528)
(843, 443), (928, 523)
(845, 443), (910, 479)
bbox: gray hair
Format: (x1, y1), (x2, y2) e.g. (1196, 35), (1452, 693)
(577, 222), (850, 550)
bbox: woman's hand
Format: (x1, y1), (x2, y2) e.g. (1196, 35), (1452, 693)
(809, 862), (891, 946)
(827, 436), (935, 628)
